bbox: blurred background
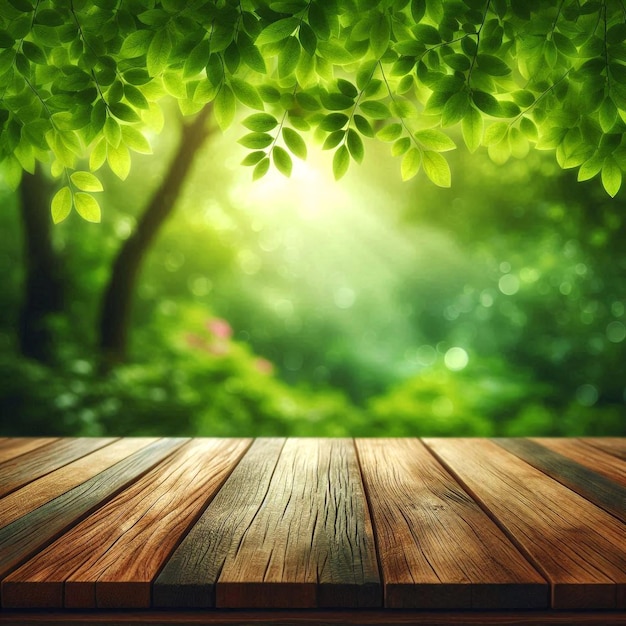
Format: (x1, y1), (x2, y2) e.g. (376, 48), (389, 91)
(1, 104), (625, 437)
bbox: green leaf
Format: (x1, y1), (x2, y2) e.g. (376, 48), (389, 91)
(601, 156), (622, 197)
(120, 30), (153, 58)
(253, 157), (270, 180)
(273, 146), (292, 177)
(477, 54), (510, 76)
(74, 192), (101, 223)
(484, 121), (509, 146)
(121, 126), (152, 154)
(241, 151), (266, 166)
(71, 171), (104, 192)
(230, 78), (264, 110)
(377, 123), (403, 142)
(320, 91), (354, 111)
(109, 102), (141, 123)
(370, 12), (391, 58)
(22, 41), (46, 64)
(347, 128), (364, 163)
(238, 132), (273, 149)
(414, 129), (456, 152)
(184, 40), (210, 78)
(401, 147), (421, 181)
(553, 32), (577, 57)
(391, 136), (411, 156)
(462, 107), (483, 152)
(308, 2), (330, 40)
(578, 154), (603, 181)
(599, 97), (618, 133)
(320, 113), (349, 132)
(422, 150), (451, 187)
(89, 138), (107, 171)
(360, 100), (391, 119)
(299, 22), (317, 56)
(354, 114), (374, 137)
(243, 113), (277, 132)
(442, 91), (469, 127)
(278, 36), (300, 78)
(256, 18), (299, 46)
(283, 127), (307, 159)
(322, 130), (345, 150)
(472, 91), (503, 116)
(51, 186), (72, 224)
(413, 24), (440, 45)
(107, 142), (131, 180)
(124, 84), (149, 110)
(147, 29), (172, 76)
(214, 85), (236, 130)
(103, 116), (121, 147)
(333, 145), (350, 180)
(520, 117), (538, 142)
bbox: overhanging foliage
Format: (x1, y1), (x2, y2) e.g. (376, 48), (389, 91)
(1, 0), (625, 223)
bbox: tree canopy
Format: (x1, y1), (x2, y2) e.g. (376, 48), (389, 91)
(1, 0), (626, 223)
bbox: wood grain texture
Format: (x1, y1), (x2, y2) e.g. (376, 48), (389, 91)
(356, 438), (547, 609)
(2, 438), (250, 609)
(0, 438), (117, 499)
(581, 438), (626, 461)
(494, 438), (626, 523)
(531, 438), (626, 488)
(1, 611), (626, 626)
(0, 438), (58, 465)
(424, 438), (626, 610)
(154, 438), (286, 608)
(0, 437), (187, 592)
(215, 438), (381, 609)
(0, 438), (156, 528)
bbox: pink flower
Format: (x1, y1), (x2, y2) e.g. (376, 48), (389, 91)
(206, 317), (232, 340)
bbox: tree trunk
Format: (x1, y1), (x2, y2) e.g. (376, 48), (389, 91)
(98, 105), (214, 368)
(17, 166), (65, 363)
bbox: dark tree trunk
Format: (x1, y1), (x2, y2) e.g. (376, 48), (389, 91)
(18, 166), (64, 363)
(98, 105), (214, 367)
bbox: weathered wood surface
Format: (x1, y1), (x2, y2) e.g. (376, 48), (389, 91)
(3, 439), (250, 609)
(532, 438), (626, 488)
(0, 437), (58, 465)
(494, 437), (626, 523)
(0, 436), (624, 619)
(581, 437), (626, 461)
(424, 438), (626, 610)
(356, 438), (547, 609)
(214, 438), (380, 608)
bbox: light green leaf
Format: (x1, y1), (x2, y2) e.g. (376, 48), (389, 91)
(599, 97), (618, 133)
(230, 78), (264, 110)
(520, 117), (538, 142)
(239, 132), (273, 149)
(601, 156), (622, 197)
(104, 116), (121, 147)
(71, 171), (104, 192)
(241, 151), (266, 166)
(401, 147), (421, 181)
(283, 127), (307, 159)
(273, 146), (292, 177)
(377, 123), (403, 142)
(333, 145), (349, 180)
(422, 150), (451, 187)
(74, 192), (101, 223)
(484, 121), (509, 146)
(147, 29), (172, 76)
(577, 154), (603, 181)
(392, 136), (411, 156)
(253, 157), (270, 180)
(184, 40), (210, 78)
(256, 18), (299, 46)
(354, 115), (374, 137)
(120, 29), (153, 58)
(370, 12), (390, 58)
(51, 186), (72, 224)
(89, 138), (107, 171)
(215, 85), (236, 130)
(121, 126), (152, 154)
(243, 113), (278, 132)
(462, 107), (483, 153)
(442, 92), (469, 127)
(360, 100), (391, 119)
(278, 36), (300, 78)
(414, 129), (456, 152)
(347, 128), (364, 163)
(107, 142), (131, 180)
(322, 130), (345, 150)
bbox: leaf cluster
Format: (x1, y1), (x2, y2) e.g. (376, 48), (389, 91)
(1, 0), (626, 223)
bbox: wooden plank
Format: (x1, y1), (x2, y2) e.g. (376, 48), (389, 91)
(582, 438), (626, 461)
(2, 610), (626, 626)
(531, 438), (626, 489)
(0, 437), (186, 589)
(0, 438), (58, 465)
(2, 438), (250, 609)
(154, 438), (287, 608)
(0, 438), (157, 528)
(215, 438), (381, 609)
(495, 438), (626, 523)
(424, 438), (626, 610)
(356, 438), (547, 609)
(0, 438), (117, 498)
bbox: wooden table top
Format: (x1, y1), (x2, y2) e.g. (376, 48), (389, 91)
(0, 437), (624, 625)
